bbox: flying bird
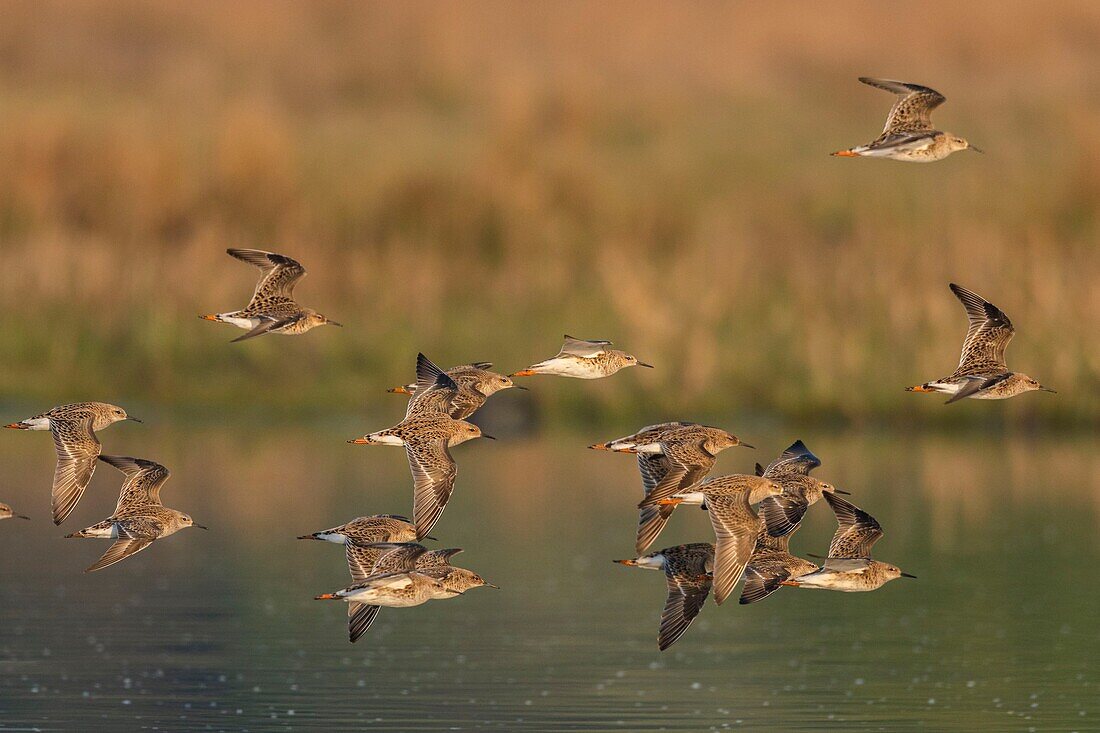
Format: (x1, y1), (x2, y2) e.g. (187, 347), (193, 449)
(614, 543), (714, 651)
(511, 336), (652, 379)
(832, 77), (980, 162)
(200, 249), (341, 342)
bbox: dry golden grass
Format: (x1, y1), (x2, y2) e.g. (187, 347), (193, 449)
(0, 1), (1096, 424)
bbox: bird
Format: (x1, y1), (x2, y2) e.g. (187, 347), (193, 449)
(782, 492), (915, 592)
(739, 526), (816, 605)
(399, 354), (522, 420)
(614, 543), (714, 651)
(297, 514), (419, 545)
(907, 283), (1055, 403)
(0, 503), (29, 521)
(314, 542), (495, 627)
(64, 455), (206, 573)
(659, 474), (784, 605)
(349, 385), (492, 538)
(387, 359), (525, 420)
(200, 249), (341, 342)
(4, 402), (141, 524)
(755, 440), (848, 539)
(589, 422), (753, 553)
(510, 335), (652, 379)
(832, 77), (980, 162)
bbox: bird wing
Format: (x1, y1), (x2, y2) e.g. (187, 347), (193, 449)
(705, 493), (759, 605)
(85, 538), (154, 573)
(405, 437), (458, 539)
(98, 455), (171, 513)
(950, 283), (1015, 371)
(405, 354), (461, 418)
(762, 440), (821, 476)
(824, 492), (884, 559)
(416, 548), (464, 569)
(758, 492), (809, 538)
(345, 543), (382, 583)
(658, 552), (713, 651)
(367, 543), (430, 573)
(348, 602), (381, 642)
(230, 313), (304, 343)
(860, 77), (946, 133)
(49, 416), (102, 525)
(227, 248), (307, 303)
(559, 335), (612, 358)
(638, 441), (713, 508)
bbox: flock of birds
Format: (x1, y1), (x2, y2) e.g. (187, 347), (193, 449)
(0, 79), (1058, 650)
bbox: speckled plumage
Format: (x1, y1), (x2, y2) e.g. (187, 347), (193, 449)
(64, 455), (204, 573)
(739, 526), (816, 605)
(785, 493), (914, 592)
(511, 335), (653, 379)
(390, 357), (519, 420)
(907, 284), (1054, 403)
(590, 422), (752, 553)
(833, 78), (979, 162)
(755, 440), (846, 539)
(661, 474), (783, 605)
(200, 249), (341, 342)
(350, 413), (488, 540)
(615, 543), (714, 651)
(4, 402), (138, 524)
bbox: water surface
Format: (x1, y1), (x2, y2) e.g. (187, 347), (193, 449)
(0, 420), (1096, 731)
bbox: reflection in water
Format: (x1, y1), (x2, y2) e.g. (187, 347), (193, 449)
(0, 420), (1096, 731)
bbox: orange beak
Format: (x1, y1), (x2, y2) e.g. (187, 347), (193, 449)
(906, 385), (935, 393)
(347, 438), (370, 444)
(314, 593), (339, 600)
(3, 423), (24, 429)
(387, 386), (413, 395)
(657, 497), (683, 507)
(613, 559), (638, 566)
(509, 369), (537, 377)
(779, 580), (800, 587)
(831, 150), (860, 157)
(199, 314), (219, 321)
(588, 443), (610, 451)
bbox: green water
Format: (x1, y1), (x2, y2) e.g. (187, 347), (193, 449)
(0, 417), (1096, 731)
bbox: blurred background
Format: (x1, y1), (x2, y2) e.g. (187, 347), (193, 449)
(0, 0), (1096, 429)
(1, 3), (1100, 730)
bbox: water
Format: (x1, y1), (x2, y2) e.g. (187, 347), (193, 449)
(0, 417), (1096, 731)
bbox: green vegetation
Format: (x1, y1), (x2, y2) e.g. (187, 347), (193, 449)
(0, 2), (1096, 427)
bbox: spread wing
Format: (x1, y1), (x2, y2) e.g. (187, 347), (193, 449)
(559, 335), (612, 358)
(762, 440), (821, 476)
(98, 455), (170, 513)
(49, 416), (101, 525)
(860, 77), (946, 133)
(84, 538), (154, 573)
(759, 493), (809, 538)
(638, 441), (714, 509)
(824, 493), (884, 559)
(658, 554), (712, 651)
(705, 493), (759, 605)
(348, 602), (381, 643)
(405, 353), (461, 418)
(230, 312), (303, 343)
(416, 548), (464, 569)
(635, 454), (675, 553)
(950, 283), (1014, 371)
(405, 437), (458, 539)
(227, 248), (307, 303)
(366, 543), (429, 573)
(345, 543), (383, 583)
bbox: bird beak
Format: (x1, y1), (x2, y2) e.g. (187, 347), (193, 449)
(424, 536), (438, 542)
(509, 369), (537, 377)
(326, 320), (343, 327)
(480, 434), (497, 440)
(1040, 386), (1057, 393)
(348, 438), (370, 444)
(588, 443), (610, 451)
(127, 417), (143, 423)
(193, 524), (209, 530)
(900, 572), (917, 579)
(739, 442), (755, 449)
(779, 580), (801, 587)
(657, 498), (683, 507)
(832, 488), (851, 495)
(387, 386), (413, 395)
(199, 314), (219, 321)
(636, 361), (654, 368)
(511, 384), (529, 391)
(315, 593), (338, 600)
(484, 583), (501, 589)
(614, 559), (638, 566)
(969, 145), (983, 153)
(16, 515), (29, 520)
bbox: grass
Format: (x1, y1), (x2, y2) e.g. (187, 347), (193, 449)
(0, 1), (1096, 428)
